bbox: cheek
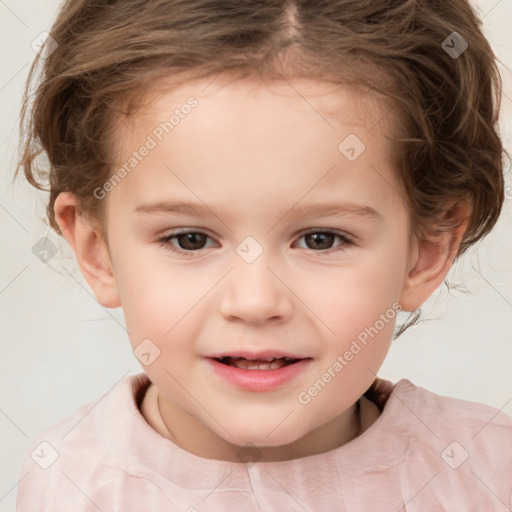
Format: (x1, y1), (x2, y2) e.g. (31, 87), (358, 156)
(112, 250), (208, 348)
(327, 293), (397, 373)
(296, 252), (405, 338)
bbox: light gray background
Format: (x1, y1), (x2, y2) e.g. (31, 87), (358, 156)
(1, 0), (511, 510)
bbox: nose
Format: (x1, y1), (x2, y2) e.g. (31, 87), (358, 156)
(218, 254), (293, 326)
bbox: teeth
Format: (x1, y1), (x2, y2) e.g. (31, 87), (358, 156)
(232, 358), (289, 370)
(216, 356), (301, 370)
(219, 357), (297, 370)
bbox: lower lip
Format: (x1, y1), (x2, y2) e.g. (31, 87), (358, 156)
(205, 358), (311, 392)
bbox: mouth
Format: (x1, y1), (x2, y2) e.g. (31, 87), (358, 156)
(205, 353), (312, 392)
(213, 356), (303, 370)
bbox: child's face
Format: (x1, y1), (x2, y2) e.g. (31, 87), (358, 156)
(103, 75), (417, 455)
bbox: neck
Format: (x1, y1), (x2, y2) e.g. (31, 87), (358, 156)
(154, 391), (379, 462)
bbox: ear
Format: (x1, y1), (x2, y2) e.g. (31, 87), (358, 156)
(399, 200), (471, 312)
(54, 192), (121, 308)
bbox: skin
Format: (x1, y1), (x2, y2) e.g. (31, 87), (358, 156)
(54, 75), (469, 462)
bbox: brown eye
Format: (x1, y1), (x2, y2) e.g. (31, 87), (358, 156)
(295, 230), (354, 253)
(175, 232), (208, 250)
(304, 232), (336, 250)
(158, 231), (215, 256)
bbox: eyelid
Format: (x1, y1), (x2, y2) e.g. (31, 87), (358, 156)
(295, 227), (354, 242)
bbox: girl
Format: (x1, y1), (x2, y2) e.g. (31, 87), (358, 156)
(15, 0), (511, 510)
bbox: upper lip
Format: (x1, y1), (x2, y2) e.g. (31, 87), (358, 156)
(206, 350), (310, 360)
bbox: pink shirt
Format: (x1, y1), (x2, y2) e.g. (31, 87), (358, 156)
(16, 373), (512, 511)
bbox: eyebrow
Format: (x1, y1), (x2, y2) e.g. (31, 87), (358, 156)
(134, 200), (383, 223)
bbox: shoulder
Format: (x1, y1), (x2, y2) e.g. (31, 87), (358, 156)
(388, 379), (512, 509)
(16, 373), (151, 511)
(393, 378), (512, 443)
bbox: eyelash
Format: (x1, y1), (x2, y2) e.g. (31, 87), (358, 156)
(157, 229), (354, 257)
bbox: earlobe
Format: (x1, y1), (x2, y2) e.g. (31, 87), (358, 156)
(54, 192), (121, 308)
(399, 201), (471, 312)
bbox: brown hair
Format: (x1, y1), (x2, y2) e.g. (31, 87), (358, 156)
(16, 0), (506, 333)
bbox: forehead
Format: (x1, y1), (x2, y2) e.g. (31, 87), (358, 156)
(108, 74), (405, 220)
(125, 73), (393, 137)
